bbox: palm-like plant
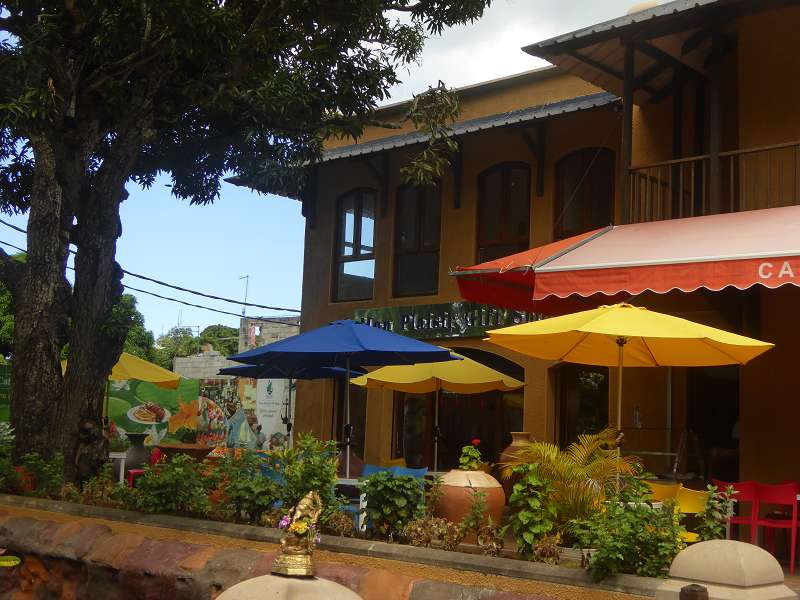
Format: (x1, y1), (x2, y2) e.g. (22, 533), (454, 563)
(500, 428), (640, 529)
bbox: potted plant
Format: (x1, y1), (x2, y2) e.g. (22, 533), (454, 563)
(157, 427), (212, 461)
(434, 439), (504, 535)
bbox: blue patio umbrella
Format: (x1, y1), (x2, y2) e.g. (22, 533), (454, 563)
(228, 319), (455, 476)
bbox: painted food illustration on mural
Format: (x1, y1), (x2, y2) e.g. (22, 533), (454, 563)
(196, 397), (226, 446)
(127, 402), (171, 425)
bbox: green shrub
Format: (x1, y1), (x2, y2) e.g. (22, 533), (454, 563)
(270, 434), (341, 520)
(697, 484), (737, 541)
(0, 423), (19, 493)
(570, 500), (686, 581)
(458, 486), (488, 539)
(21, 452), (64, 499)
(458, 444), (482, 471)
(81, 462), (132, 509)
(361, 471), (422, 538)
(507, 463), (557, 556)
(132, 454), (212, 517)
(225, 476), (280, 525)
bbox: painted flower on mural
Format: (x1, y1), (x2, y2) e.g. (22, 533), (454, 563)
(168, 399), (199, 433)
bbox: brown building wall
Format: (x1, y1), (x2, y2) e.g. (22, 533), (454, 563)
(294, 73), (621, 462)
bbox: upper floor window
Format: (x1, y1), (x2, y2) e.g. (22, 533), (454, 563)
(333, 189), (375, 302)
(555, 148), (614, 240)
(394, 183), (441, 297)
(477, 162), (531, 262)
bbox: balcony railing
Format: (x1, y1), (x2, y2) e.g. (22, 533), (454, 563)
(628, 140), (800, 223)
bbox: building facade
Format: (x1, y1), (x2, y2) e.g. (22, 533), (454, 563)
(261, 0), (800, 482)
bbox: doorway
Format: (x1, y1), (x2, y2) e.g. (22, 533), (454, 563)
(556, 364), (609, 448)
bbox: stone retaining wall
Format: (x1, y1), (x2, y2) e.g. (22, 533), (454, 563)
(0, 496), (657, 600)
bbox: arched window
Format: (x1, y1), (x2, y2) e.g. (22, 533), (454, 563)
(554, 148), (614, 240)
(477, 162), (531, 262)
(332, 188), (376, 302)
(394, 183), (441, 296)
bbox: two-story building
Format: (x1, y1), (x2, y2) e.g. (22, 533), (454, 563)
(244, 0), (800, 483)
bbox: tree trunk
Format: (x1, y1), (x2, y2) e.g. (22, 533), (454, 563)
(9, 142), (72, 462)
(61, 188), (127, 481)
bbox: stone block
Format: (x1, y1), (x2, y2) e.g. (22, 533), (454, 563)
(216, 574), (362, 599)
(655, 540), (797, 599)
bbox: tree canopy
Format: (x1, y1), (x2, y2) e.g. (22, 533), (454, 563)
(0, 0), (491, 471)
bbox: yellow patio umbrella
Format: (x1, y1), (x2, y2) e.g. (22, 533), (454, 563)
(62, 352), (181, 389)
(486, 303), (773, 481)
(352, 350), (524, 469)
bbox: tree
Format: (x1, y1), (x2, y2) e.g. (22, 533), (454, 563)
(0, 1), (489, 472)
(117, 295), (156, 362)
(154, 327), (201, 370)
(199, 324), (239, 358)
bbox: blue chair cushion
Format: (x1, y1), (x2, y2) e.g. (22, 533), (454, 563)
(391, 466), (428, 479)
(361, 464), (391, 478)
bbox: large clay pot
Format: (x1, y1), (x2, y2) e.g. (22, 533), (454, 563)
(124, 432), (150, 475)
(434, 470), (505, 541)
(497, 431), (531, 499)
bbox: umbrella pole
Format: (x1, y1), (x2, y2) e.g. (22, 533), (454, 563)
(345, 356), (351, 479)
(616, 337), (626, 492)
(433, 388), (439, 472)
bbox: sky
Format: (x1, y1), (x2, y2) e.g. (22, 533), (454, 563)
(0, 0), (636, 338)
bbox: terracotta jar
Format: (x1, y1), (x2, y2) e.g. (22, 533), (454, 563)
(434, 470), (505, 540)
(497, 432), (531, 499)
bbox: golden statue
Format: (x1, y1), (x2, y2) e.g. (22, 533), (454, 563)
(272, 491), (323, 577)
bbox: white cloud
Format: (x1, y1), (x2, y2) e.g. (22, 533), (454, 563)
(386, 0), (636, 102)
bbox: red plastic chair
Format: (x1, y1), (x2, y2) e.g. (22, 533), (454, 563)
(712, 479), (759, 543)
(754, 482), (800, 574)
(126, 447), (163, 488)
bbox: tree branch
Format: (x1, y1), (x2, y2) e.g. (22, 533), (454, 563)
(83, 32), (169, 92)
(386, 3), (421, 12)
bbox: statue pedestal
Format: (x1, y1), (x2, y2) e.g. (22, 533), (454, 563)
(216, 575), (362, 599)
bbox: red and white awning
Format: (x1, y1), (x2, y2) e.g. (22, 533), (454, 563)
(454, 205), (800, 312)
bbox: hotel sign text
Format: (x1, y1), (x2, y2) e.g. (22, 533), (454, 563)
(354, 302), (541, 340)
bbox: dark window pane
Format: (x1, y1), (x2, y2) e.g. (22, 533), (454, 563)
(421, 186), (441, 250)
(395, 252), (438, 296)
(395, 187), (418, 253)
(360, 192), (375, 254)
(508, 167), (530, 239)
(336, 260), (375, 301)
(478, 169), (502, 243)
(555, 149), (614, 240)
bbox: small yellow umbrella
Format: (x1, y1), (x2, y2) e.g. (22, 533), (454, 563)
(486, 303), (773, 481)
(352, 350), (524, 469)
(63, 352), (181, 389)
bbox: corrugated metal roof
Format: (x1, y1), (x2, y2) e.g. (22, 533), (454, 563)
(524, 0), (722, 56)
(322, 92), (619, 162)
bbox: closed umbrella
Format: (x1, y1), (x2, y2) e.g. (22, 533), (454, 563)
(485, 303), (774, 485)
(351, 350), (523, 470)
(228, 319), (454, 476)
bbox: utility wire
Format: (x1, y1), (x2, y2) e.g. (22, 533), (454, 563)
(0, 239), (300, 327)
(0, 217), (301, 314)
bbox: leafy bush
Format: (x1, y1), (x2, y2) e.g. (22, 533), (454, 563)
(476, 518), (504, 557)
(0, 423), (19, 493)
(402, 515), (463, 550)
(697, 484), (737, 541)
(570, 500), (686, 581)
(132, 454), (213, 517)
(270, 434), (341, 520)
(506, 463), (557, 556)
(225, 476), (280, 525)
(531, 536), (560, 565)
(173, 427), (198, 444)
(321, 511), (355, 537)
(361, 471), (422, 538)
(458, 444), (483, 471)
(458, 486), (490, 540)
(80, 462), (130, 509)
(21, 453), (65, 499)
(500, 428), (638, 535)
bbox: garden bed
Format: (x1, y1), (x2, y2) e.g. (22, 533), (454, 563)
(0, 493), (660, 598)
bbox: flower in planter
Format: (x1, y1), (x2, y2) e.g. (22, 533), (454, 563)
(458, 444), (483, 471)
(278, 515), (291, 529)
(471, 438), (481, 446)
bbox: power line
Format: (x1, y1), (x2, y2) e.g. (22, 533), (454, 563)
(0, 217), (301, 314)
(0, 239), (300, 327)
